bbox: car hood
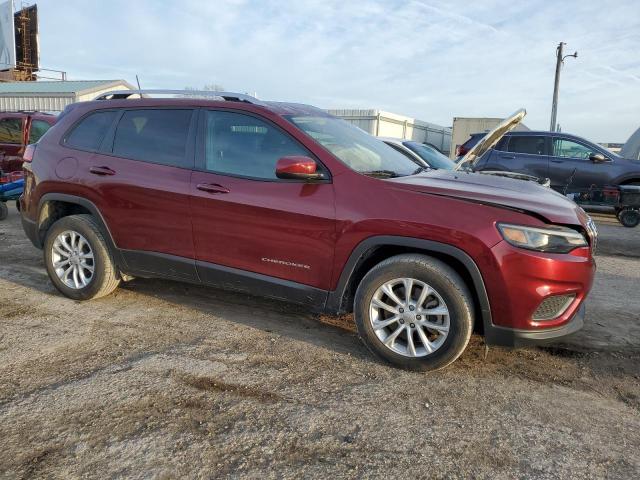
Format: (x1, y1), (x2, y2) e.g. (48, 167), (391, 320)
(387, 169), (588, 226)
(456, 108), (527, 171)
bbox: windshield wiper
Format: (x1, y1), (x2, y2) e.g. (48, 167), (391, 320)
(412, 166), (429, 175)
(361, 169), (401, 178)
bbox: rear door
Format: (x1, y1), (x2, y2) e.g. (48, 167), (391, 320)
(484, 134), (549, 179)
(190, 109), (336, 293)
(66, 107), (198, 280)
(549, 136), (613, 192)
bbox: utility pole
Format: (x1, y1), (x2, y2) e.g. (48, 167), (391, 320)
(549, 42), (577, 132)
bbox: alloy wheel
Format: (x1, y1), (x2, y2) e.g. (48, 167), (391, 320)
(369, 277), (450, 357)
(51, 230), (95, 289)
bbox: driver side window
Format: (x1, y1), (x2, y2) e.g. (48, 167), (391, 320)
(553, 138), (594, 160)
(203, 110), (310, 179)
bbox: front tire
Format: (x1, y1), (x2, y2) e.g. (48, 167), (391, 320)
(619, 209), (640, 228)
(0, 202), (7, 221)
(44, 214), (120, 300)
(354, 254), (474, 371)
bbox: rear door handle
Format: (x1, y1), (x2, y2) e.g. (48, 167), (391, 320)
(550, 159), (564, 163)
(89, 166), (116, 176)
(499, 155), (515, 159)
(196, 183), (230, 194)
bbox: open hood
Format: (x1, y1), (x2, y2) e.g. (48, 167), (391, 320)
(455, 108), (527, 171)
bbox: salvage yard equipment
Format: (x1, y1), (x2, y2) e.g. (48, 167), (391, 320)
(0, 172), (24, 221)
(617, 185), (640, 228)
(569, 184), (640, 228)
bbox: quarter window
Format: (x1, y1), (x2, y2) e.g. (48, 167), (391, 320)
(66, 110), (118, 151)
(113, 109), (193, 167)
(203, 110), (310, 179)
(28, 120), (52, 144)
(0, 118), (23, 144)
(507, 136), (546, 155)
(553, 138), (595, 160)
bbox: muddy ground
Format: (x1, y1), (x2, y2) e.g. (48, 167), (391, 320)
(0, 206), (639, 479)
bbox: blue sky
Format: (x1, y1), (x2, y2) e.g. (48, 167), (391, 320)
(38, 0), (639, 142)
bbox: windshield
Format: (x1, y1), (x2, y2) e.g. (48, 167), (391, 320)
(403, 142), (455, 170)
(287, 116), (423, 178)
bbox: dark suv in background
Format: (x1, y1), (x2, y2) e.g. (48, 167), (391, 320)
(20, 90), (596, 371)
(459, 131), (640, 192)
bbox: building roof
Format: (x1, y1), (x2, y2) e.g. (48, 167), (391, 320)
(0, 80), (134, 95)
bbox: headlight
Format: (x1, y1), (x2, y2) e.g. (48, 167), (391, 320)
(497, 223), (587, 253)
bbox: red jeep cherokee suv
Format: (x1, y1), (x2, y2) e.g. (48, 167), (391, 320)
(20, 91), (596, 370)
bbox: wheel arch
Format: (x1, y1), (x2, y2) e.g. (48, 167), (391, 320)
(326, 236), (492, 333)
(36, 193), (125, 269)
(619, 177), (640, 186)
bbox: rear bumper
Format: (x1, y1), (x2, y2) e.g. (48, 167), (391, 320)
(484, 302), (585, 347)
(21, 214), (41, 248)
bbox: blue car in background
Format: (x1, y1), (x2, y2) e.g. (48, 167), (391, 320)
(458, 130), (640, 192)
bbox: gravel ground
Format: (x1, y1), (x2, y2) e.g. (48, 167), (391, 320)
(0, 206), (639, 479)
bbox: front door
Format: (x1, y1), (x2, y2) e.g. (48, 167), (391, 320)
(549, 137), (613, 192)
(190, 109), (336, 294)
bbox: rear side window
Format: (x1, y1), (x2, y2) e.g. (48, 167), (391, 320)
(29, 120), (52, 144)
(507, 136), (546, 155)
(66, 110), (118, 151)
(113, 109), (193, 167)
(0, 117), (23, 144)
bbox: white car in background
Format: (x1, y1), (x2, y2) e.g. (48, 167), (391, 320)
(379, 137), (456, 170)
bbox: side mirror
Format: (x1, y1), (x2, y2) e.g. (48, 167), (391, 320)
(275, 156), (325, 180)
(590, 153), (607, 163)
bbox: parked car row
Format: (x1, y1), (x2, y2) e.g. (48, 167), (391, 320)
(0, 111), (56, 174)
(19, 91), (596, 371)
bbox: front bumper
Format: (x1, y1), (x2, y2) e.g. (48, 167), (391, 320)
(484, 302), (585, 347)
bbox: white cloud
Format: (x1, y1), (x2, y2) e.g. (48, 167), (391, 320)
(38, 0), (640, 142)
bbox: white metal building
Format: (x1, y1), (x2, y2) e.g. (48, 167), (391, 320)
(0, 80), (134, 112)
(327, 109), (452, 153)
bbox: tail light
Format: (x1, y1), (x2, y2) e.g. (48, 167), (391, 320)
(23, 144), (36, 163)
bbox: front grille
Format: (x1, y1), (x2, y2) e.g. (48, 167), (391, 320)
(532, 294), (576, 321)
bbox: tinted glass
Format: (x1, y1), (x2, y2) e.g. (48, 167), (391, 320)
(553, 138), (594, 160)
(113, 109), (193, 167)
(507, 136), (546, 155)
(204, 110), (309, 179)
(0, 118), (23, 144)
(404, 142), (455, 170)
(288, 116), (421, 178)
(28, 120), (51, 144)
(66, 110), (118, 151)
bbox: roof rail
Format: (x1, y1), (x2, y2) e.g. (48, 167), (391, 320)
(93, 89), (263, 105)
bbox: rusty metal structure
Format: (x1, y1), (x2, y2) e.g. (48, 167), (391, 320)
(0, 2), (42, 82)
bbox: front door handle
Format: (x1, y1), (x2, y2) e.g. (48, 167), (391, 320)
(550, 159), (564, 163)
(196, 183), (230, 194)
(499, 155), (515, 160)
(89, 166), (116, 176)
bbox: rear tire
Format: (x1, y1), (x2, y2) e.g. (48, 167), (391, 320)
(354, 254), (474, 371)
(44, 214), (120, 300)
(0, 202), (7, 221)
